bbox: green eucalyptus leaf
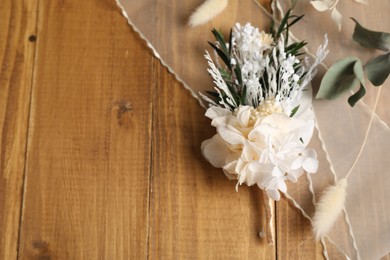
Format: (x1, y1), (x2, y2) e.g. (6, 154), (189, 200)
(365, 53), (390, 86)
(316, 57), (363, 99)
(353, 58), (365, 85)
(352, 18), (390, 51)
(348, 84), (366, 107)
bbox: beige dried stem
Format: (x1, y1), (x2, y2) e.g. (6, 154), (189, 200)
(262, 191), (275, 245)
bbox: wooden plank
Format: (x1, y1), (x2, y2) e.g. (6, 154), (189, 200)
(0, 0), (38, 258)
(276, 195), (324, 259)
(148, 62), (275, 259)
(17, 0), (153, 259)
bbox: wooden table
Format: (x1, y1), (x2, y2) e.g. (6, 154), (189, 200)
(0, 0), (344, 259)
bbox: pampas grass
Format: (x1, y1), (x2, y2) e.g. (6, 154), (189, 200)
(312, 178), (347, 241)
(188, 0), (228, 27)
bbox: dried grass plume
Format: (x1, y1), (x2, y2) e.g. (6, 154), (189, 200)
(312, 178), (347, 241)
(188, 0), (228, 27)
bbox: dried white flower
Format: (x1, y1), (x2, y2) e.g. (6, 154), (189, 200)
(310, 0), (368, 30)
(201, 105), (318, 201)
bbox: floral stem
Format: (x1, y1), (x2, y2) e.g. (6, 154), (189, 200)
(262, 191), (275, 245)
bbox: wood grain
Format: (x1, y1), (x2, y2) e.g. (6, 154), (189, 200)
(17, 0), (152, 259)
(0, 0), (38, 258)
(276, 195), (324, 259)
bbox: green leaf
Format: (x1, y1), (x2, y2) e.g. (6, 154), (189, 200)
(348, 84), (366, 107)
(288, 15), (305, 29)
(365, 53), (390, 86)
(270, 20), (275, 38)
(352, 18), (390, 51)
(290, 105), (300, 117)
(286, 41), (307, 56)
(276, 9), (292, 38)
(208, 42), (231, 70)
(234, 64), (242, 86)
(206, 91), (219, 98)
(228, 29), (233, 54)
(316, 57), (364, 100)
(352, 57), (365, 84)
(211, 29), (229, 56)
(240, 85), (247, 105)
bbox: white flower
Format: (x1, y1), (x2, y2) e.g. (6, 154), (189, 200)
(310, 0), (368, 31)
(201, 105), (318, 201)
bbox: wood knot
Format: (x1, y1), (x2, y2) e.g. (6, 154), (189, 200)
(29, 35), (37, 42)
(114, 101), (133, 128)
(32, 240), (52, 260)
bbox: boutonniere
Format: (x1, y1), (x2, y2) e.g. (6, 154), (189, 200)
(200, 5), (328, 243)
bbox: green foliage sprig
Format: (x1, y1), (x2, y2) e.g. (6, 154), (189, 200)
(316, 19), (390, 106)
(205, 7), (306, 108)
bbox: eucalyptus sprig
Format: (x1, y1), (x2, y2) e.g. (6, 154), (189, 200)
(316, 18), (390, 106)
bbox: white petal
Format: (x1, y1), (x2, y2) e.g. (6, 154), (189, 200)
(238, 165), (249, 185)
(303, 157), (319, 173)
(263, 113), (305, 134)
(241, 141), (261, 161)
(217, 125), (245, 145)
(247, 161), (269, 186)
(298, 119), (315, 146)
(278, 180), (287, 193)
(291, 156), (304, 170)
(201, 134), (232, 168)
(223, 160), (238, 175)
(236, 106), (252, 126)
(291, 86), (313, 120)
(266, 189), (281, 201)
(247, 161), (262, 173)
(249, 123), (286, 146)
(286, 168), (304, 182)
(211, 117), (227, 127)
(310, 0), (334, 12)
(272, 166), (284, 177)
(303, 148), (317, 159)
(205, 106), (231, 119)
(245, 170), (258, 186)
(222, 169), (238, 180)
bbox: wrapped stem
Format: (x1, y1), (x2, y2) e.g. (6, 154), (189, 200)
(262, 191), (275, 245)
